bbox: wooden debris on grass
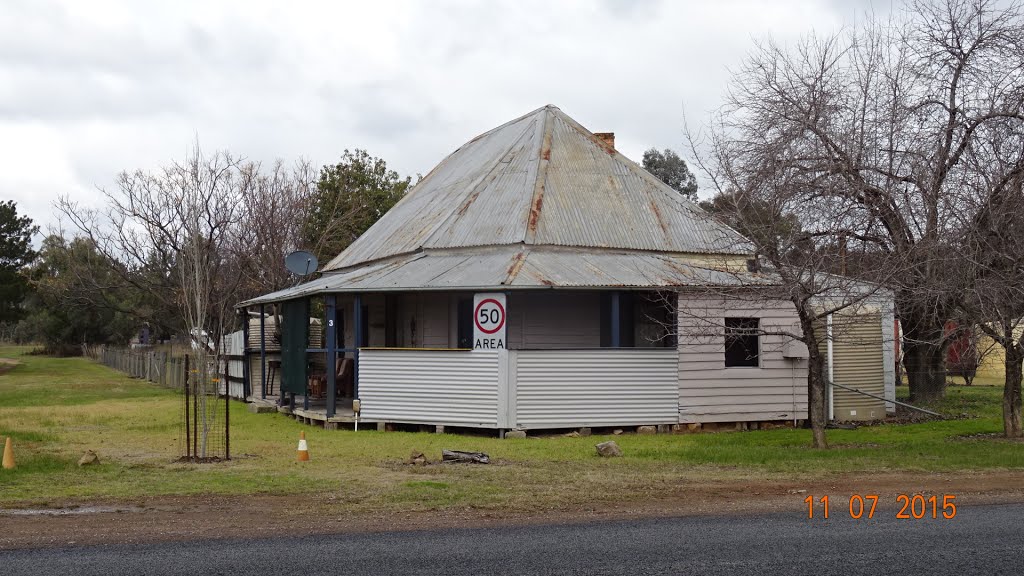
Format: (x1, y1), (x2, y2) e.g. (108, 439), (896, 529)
(441, 450), (490, 464)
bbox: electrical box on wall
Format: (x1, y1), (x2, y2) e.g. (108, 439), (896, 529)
(782, 339), (809, 359)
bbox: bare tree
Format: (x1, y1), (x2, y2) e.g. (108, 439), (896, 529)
(684, 133), (900, 447)
(173, 147), (248, 456)
(59, 144), (250, 457)
(233, 159), (317, 299)
(959, 169), (1024, 436)
(981, 315), (1024, 438)
(689, 0), (1024, 403)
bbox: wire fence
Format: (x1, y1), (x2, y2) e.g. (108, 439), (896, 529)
(179, 353), (229, 462)
(88, 345), (230, 461)
(87, 346), (189, 390)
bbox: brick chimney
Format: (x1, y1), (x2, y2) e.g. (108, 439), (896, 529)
(594, 132), (615, 150)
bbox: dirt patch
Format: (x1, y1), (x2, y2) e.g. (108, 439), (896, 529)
(174, 456), (227, 464)
(955, 432), (1024, 442)
(0, 358), (19, 376)
(3, 470), (1023, 550)
(0, 506), (146, 516)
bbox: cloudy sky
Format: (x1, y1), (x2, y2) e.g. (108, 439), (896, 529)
(1, 0), (882, 235)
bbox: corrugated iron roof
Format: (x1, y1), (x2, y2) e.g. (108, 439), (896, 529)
(321, 105), (751, 272)
(238, 247), (769, 306)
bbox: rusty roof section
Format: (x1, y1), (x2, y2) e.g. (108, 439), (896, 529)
(525, 109), (554, 242)
(321, 105), (752, 273)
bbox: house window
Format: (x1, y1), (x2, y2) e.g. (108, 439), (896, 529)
(724, 318), (759, 367)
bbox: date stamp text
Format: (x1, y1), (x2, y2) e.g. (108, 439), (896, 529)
(805, 494), (957, 519)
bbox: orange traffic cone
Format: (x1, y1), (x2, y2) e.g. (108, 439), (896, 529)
(2, 437), (14, 469)
(296, 431), (310, 462)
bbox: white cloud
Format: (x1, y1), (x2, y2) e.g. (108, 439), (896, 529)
(0, 0), (855, 234)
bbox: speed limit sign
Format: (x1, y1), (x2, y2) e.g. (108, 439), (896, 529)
(472, 293), (506, 349)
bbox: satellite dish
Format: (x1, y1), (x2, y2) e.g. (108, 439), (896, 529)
(285, 250), (318, 276)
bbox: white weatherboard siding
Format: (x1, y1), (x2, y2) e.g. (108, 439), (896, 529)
(515, 349), (678, 428)
(358, 350), (499, 427)
(220, 330), (246, 399)
(677, 296), (808, 423)
(248, 352), (281, 396)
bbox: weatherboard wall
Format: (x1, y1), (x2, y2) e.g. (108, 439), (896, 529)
(506, 292), (601, 349)
(676, 295), (809, 423)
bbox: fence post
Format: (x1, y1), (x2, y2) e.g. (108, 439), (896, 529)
(192, 354), (198, 459)
(224, 359), (230, 460)
(184, 354), (190, 460)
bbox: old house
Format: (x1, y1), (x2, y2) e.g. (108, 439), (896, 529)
(239, 105), (895, 433)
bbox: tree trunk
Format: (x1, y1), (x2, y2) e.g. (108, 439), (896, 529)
(1004, 344), (1023, 439)
(807, 346), (829, 449)
(903, 335), (947, 404)
(799, 314), (828, 449)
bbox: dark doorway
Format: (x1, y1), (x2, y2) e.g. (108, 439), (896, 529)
(600, 292), (635, 347)
(385, 295), (399, 347)
(359, 305), (369, 347)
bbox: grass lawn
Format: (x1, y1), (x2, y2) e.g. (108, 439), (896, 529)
(1, 345), (1022, 511)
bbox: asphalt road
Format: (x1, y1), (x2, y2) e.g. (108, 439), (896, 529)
(3, 502), (1022, 575)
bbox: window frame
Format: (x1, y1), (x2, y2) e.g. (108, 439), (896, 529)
(724, 317), (760, 368)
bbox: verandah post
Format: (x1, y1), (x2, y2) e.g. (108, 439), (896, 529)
(259, 303), (267, 399)
(326, 294), (337, 418)
(354, 293), (362, 399)
(299, 293), (307, 409)
(303, 297), (311, 412)
(241, 307), (250, 399)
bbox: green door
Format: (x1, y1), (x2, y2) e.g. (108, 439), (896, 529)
(280, 298), (309, 395)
